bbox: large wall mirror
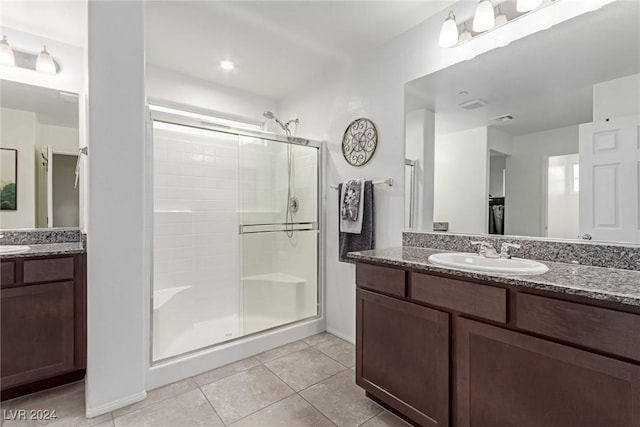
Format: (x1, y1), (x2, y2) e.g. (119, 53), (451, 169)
(404, 0), (640, 244)
(0, 80), (80, 229)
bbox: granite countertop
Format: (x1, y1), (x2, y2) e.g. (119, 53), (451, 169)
(347, 246), (640, 307)
(0, 242), (85, 260)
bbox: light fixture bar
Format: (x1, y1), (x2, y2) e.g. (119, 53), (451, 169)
(441, 0), (559, 48)
(8, 48), (60, 74)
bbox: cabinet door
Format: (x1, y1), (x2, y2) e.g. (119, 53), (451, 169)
(1, 282), (75, 388)
(356, 288), (449, 427)
(456, 318), (640, 427)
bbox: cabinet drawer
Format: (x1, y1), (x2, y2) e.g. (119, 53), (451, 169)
(23, 257), (74, 284)
(1, 262), (15, 287)
(516, 293), (640, 362)
(356, 263), (406, 297)
(410, 273), (507, 323)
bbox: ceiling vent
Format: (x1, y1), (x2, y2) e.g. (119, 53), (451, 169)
(492, 114), (516, 122)
(458, 99), (487, 110)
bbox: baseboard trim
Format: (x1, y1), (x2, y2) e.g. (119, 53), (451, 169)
(86, 390), (147, 418)
(326, 328), (355, 344)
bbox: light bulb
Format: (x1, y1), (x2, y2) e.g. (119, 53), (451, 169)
(438, 11), (459, 48)
(0, 36), (15, 67)
(473, 0), (495, 32)
(495, 7), (508, 26)
(517, 0), (543, 13)
(458, 25), (472, 43)
(36, 46), (56, 75)
(219, 60), (234, 70)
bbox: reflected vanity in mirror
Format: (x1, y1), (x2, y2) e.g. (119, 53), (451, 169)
(404, 0), (640, 244)
(0, 80), (80, 229)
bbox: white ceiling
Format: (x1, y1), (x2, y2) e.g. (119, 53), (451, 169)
(0, 1), (86, 47)
(144, 1), (454, 99)
(1, 80), (79, 127)
(406, 1), (640, 136)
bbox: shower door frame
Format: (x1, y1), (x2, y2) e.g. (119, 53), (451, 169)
(145, 106), (325, 383)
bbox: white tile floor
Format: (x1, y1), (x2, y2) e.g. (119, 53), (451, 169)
(1, 333), (412, 427)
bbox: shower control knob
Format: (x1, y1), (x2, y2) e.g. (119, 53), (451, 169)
(289, 197), (299, 213)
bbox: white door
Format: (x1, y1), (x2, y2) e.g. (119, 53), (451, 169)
(579, 115), (640, 243)
(547, 154), (579, 239)
(46, 145), (54, 227)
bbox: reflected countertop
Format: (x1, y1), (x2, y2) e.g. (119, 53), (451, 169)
(0, 242), (85, 260)
(348, 246), (640, 308)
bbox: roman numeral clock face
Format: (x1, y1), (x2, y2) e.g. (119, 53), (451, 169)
(342, 118), (378, 167)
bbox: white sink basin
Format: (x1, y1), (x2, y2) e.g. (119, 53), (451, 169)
(428, 252), (548, 275)
(0, 245), (31, 255)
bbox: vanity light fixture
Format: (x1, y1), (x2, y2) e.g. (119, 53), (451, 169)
(495, 6), (508, 26)
(0, 38), (59, 74)
(36, 46), (56, 75)
(517, 0), (544, 13)
(0, 35), (15, 67)
(438, 11), (459, 48)
(439, 0), (555, 48)
(473, 0), (496, 32)
(458, 23), (473, 44)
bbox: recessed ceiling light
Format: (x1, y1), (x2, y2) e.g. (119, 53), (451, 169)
(220, 60), (234, 71)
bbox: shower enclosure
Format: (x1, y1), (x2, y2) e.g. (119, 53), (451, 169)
(149, 108), (321, 364)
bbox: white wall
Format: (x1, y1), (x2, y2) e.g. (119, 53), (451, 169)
(146, 65), (280, 133)
(490, 155), (506, 198)
(278, 0), (613, 342)
(405, 109), (435, 230)
(0, 108), (36, 229)
(505, 125), (579, 237)
(37, 123), (79, 155)
(488, 127), (513, 156)
(434, 126), (489, 234)
(86, 1), (146, 417)
(593, 73), (640, 121)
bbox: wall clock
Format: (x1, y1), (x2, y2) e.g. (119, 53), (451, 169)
(342, 118), (378, 166)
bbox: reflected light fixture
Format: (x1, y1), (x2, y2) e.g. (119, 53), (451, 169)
(438, 11), (459, 48)
(473, 0), (496, 32)
(36, 46), (56, 74)
(0, 35), (15, 67)
(220, 60), (234, 71)
(458, 24), (472, 44)
(495, 6), (508, 26)
(517, 0), (544, 13)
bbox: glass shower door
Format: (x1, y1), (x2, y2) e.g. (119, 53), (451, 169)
(238, 136), (319, 335)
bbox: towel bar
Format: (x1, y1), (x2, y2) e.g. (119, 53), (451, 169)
(330, 178), (393, 189)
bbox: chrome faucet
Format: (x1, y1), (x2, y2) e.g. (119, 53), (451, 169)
(499, 242), (521, 259)
(470, 241), (499, 258)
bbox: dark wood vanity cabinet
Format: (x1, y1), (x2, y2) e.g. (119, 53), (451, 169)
(0, 254), (86, 400)
(355, 262), (640, 427)
(357, 289), (449, 426)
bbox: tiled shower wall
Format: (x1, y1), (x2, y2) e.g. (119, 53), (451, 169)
(153, 124), (240, 330)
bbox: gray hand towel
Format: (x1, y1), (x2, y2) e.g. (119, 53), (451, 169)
(339, 180), (374, 263)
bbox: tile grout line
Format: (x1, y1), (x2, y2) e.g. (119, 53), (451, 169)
(222, 391), (295, 426)
(295, 390), (339, 427)
(196, 381), (231, 427)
